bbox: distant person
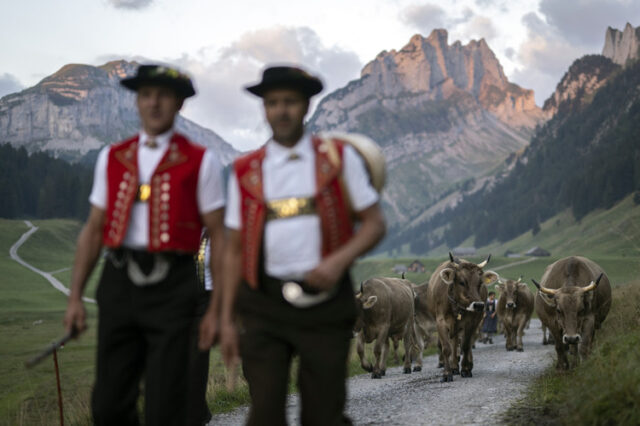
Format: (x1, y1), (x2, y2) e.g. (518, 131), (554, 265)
(482, 291), (498, 343)
(63, 64), (225, 425)
(200, 65), (386, 425)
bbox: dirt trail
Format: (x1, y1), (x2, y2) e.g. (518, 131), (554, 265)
(9, 220), (95, 303)
(210, 318), (554, 425)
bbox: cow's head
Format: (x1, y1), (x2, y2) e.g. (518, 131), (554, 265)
(496, 277), (528, 309)
(441, 253), (499, 312)
(353, 280), (379, 333)
(532, 273), (603, 345)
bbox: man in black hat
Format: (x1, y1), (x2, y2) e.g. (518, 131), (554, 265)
(201, 65), (386, 425)
(64, 64), (226, 425)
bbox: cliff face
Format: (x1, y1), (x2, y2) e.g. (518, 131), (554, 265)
(542, 55), (620, 117)
(0, 61), (237, 164)
(602, 23), (640, 66)
(308, 30), (545, 226)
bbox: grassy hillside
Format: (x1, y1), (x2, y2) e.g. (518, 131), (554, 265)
(504, 280), (640, 425)
(0, 219), (98, 426)
(474, 193), (640, 259)
(1, 213), (637, 425)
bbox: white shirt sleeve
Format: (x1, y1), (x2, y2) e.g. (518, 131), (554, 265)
(224, 171), (241, 230)
(197, 149), (226, 214)
(88, 145), (110, 209)
(343, 144), (379, 212)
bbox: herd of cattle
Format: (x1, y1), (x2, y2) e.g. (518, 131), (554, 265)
(353, 254), (612, 382)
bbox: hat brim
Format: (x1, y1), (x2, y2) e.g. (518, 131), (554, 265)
(120, 76), (196, 98)
(245, 79), (323, 98)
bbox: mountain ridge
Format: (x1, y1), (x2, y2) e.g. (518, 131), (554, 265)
(309, 29), (545, 226)
(0, 60), (238, 164)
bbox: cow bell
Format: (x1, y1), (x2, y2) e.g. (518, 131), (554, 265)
(282, 281), (337, 308)
(318, 132), (386, 193)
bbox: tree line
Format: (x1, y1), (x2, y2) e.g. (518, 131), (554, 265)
(0, 144), (92, 220)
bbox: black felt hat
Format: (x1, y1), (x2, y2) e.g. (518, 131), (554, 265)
(245, 66), (323, 98)
(120, 64), (196, 98)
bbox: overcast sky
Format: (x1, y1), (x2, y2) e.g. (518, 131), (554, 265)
(1, 0), (638, 150)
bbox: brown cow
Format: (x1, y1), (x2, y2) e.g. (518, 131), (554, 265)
(496, 277), (534, 352)
(424, 253), (499, 382)
(533, 256), (612, 369)
(354, 277), (416, 378)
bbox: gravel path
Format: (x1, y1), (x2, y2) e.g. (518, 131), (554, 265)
(210, 319), (555, 425)
(9, 220), (95, 303)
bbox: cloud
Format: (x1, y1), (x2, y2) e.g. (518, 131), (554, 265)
(510, 12), (588, 104)
(539, 0), (640, 47)
(461, 15), (498, 41)
(0, 73), (23, 98)
(504, 47), (516, 60)
(173, 26), (362, 150)
(401, 3), (448, 33)
(107, 0), (153, 10)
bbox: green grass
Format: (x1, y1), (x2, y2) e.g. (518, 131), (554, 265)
(474, 193), (640, 259)
(503, 281), (640, 425)
(2, 206), (639, 424)
(0, 219), (99, 426)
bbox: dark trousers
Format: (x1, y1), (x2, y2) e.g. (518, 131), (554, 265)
(187, 290), (212, 426)
(237, 275), (355, 426)
(92, 254), (198, 426)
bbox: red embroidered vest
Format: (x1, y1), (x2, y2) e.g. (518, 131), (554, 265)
(103, 132), (206, 252)
(235, 136), (354, 288)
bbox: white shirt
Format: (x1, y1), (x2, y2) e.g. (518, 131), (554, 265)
(225, 133), (379, 280)
(89, 129), (226, 249)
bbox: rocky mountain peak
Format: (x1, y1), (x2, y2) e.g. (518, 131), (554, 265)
(543, 55), (619, 117)
(602, 23), (640, 66)
(0, 60), (237, 164)
(308, 31), (545, 227)
(98, 60), (139, 82)
(357, 29), (539, 127)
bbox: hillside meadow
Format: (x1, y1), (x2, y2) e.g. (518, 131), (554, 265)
(0, 196), (638, 424)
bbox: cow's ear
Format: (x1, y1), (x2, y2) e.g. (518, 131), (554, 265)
(496, 282), (505, 291)
(362, 295), (378, 309)
(538, 292), (556, 307)
(482, 271), (499, 285)
(440, 268), (455, 285)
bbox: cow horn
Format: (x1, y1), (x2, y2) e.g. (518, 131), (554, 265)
(517, 276), (523, 283)
(359, 281), (363, 293)
(477, 254), (491, 269)
(448, 252), (460, 265)
(532, 278), (558, 295)
(582, 273), (604, 293)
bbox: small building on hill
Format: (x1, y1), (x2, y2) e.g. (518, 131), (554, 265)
(525, 246), (550, 257)
(408, 260), (426, 273)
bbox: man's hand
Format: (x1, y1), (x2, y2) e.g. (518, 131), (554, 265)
(219, 319), (240, 368)
(63, 298), (87, 337)
(303, 253), (347, 291)
(198, 307), (219, 350)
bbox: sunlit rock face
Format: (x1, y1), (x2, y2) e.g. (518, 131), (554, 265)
(308, 30), (545, 226)
(0, 60), (237, 164)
